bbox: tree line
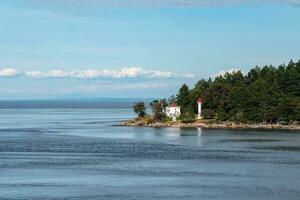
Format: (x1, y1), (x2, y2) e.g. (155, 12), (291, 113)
(134, 60), (300, 124)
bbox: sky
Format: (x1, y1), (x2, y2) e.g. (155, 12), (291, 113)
(0, 0), (300, 99)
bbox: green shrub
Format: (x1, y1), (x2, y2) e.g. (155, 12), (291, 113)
(179, 112), (196, 122)
(202, 109), (215, 119)
(181, 119), (196, 124)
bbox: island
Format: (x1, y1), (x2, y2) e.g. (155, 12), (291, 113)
(123, 60), (300, 131)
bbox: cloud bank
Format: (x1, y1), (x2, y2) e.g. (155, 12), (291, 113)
(0, 67), (194, 79)
(0, 68), (20, 77)
(213, 68), (242, 77)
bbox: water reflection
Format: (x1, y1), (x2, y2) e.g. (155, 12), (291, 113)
(197, 127), (202, 136)
(131, 127), (204, 146)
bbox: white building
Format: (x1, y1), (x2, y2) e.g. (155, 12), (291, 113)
(165, 103), (181, 121)
(197, 98), (203, 119)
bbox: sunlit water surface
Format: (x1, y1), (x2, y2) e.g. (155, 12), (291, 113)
(0, 108), (300, 200)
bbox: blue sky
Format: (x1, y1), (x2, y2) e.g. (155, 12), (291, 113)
(0, 0), (300, 99)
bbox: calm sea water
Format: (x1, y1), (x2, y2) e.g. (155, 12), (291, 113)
(0, 101), (300, 200)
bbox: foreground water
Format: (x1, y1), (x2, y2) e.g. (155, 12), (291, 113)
(0, 107), (300, 199)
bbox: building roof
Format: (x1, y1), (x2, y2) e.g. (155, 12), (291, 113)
(197, 98), (203, 103)
(168, 103), (179, 107)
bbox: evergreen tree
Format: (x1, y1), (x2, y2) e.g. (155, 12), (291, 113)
(133, 102), (147, 118)
(150, 100), (166, 122)
(170, 59), (300, 124)
(176, 84), (191, 113)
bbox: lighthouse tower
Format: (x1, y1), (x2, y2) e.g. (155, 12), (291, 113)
(197, 98), (203, 119)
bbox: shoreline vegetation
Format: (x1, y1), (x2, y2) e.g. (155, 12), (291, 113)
(124, 60), (300, 131)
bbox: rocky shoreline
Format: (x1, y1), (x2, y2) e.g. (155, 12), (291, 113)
(121, 119), (300, 131)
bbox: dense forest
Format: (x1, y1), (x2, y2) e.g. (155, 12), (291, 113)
(175, 60), (300, 124)
(133, 60), (300, 124)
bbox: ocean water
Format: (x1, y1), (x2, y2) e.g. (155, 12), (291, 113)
(0, 101), (300, 200)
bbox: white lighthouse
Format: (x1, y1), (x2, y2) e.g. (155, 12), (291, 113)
(197, 98), (203, 119)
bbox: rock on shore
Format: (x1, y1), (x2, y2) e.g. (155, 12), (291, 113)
(121, 119), (300, 131)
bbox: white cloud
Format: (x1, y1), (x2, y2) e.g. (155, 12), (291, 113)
(25, 70), (69, 78)
(214, 68), (242, 77)
(46, 70), (69, 78)
(0, 67), (194, 79)
(25, 71), (42, 78)
(0, 68), (20, 77)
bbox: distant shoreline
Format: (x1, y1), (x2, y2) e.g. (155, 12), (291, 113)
(121, 119), (300, 131)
